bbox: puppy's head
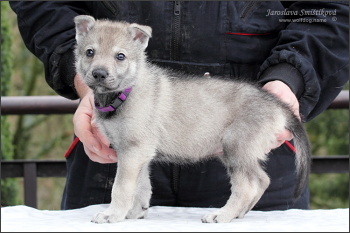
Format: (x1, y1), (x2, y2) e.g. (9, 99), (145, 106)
(74, 15), (152, 94)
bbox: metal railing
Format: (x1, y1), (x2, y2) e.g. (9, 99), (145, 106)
(1, 90), (349, 208)
(1, 90), (349, 115)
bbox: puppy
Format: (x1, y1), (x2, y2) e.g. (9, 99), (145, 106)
(74, 15), (311, 223)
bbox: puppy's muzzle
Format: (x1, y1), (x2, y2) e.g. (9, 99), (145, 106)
(92, 69), (108, 82)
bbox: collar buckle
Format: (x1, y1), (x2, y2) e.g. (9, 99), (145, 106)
(95, 87), (132, 112)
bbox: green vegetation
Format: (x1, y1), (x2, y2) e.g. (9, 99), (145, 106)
(1, 2), (348, 210)
(306, 107), (349, 209)
(1, 1), (19, 207)
(2, 2), (73, 209)
(309, 173), (349, 209)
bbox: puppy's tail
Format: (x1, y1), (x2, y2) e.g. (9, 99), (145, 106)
(286, 114), (312, 199)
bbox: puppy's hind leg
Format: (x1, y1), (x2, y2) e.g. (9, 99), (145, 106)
(202, 156), (269, 223)
(202, 129), (270, 223)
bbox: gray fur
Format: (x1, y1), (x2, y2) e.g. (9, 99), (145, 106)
(74, 15), (311, 223)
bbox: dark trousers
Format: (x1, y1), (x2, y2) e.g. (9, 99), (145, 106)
(61, 140), (309, 210)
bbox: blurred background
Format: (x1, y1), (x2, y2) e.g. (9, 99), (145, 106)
(1, 1), (349, 210)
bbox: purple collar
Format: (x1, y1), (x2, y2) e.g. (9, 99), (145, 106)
(95, 87), (132, 112)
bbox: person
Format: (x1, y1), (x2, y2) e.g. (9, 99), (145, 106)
(10, 1), (349, 211)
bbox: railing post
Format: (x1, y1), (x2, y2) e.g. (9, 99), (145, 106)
(23, 162), (37, 208)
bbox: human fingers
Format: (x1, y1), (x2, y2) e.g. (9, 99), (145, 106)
(90, 110), (118, 161)
(82, 143), (117, 164)
(262, 80), (301, 151)
(73, 94), (117, 163)
(262, 80), (301, 121)
(270, 129), (294, 150)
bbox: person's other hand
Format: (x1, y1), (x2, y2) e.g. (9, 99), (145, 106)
(262, 80), (301, 150)
(73, 74), (117, 163)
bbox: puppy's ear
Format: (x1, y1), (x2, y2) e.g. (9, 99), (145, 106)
(74, 15), (96, 43)
(128, 23), (152, 50)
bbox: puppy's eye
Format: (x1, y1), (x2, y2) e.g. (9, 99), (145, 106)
(116, 53), (125, 61)
(86, 49), (94, 57)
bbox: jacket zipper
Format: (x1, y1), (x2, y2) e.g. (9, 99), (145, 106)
(171, 1), (181, 61)
(101, 1), (119, 16)
(240, 1), (257, 19)
(171, 1), (181, 198)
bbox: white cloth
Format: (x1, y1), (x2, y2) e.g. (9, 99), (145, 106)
(1, 204), (348, 232)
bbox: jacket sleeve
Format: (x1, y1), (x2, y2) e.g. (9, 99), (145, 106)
(258, 1), (349, 122)
(9, 1), (91, 100)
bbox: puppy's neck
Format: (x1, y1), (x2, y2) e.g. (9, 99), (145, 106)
(94, 92), (120, 109)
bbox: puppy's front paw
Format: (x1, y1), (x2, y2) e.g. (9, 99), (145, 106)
(91, 210), (125, 223)
(126, 205), (149, 219)
(201, 209), (237, 223)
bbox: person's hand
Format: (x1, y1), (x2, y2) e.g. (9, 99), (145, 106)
(262, 80), (301, 150)
(73, 74), (118, 163)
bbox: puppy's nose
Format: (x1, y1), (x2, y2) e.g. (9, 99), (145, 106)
(92, 69), (108, 81)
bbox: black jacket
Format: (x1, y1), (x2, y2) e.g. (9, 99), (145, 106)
(10, 1), (349, 121)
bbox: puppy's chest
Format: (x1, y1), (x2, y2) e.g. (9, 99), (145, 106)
(96, 114), (127, 147)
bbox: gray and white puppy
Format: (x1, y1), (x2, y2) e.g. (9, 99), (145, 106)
(74, 15), (311, 223)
